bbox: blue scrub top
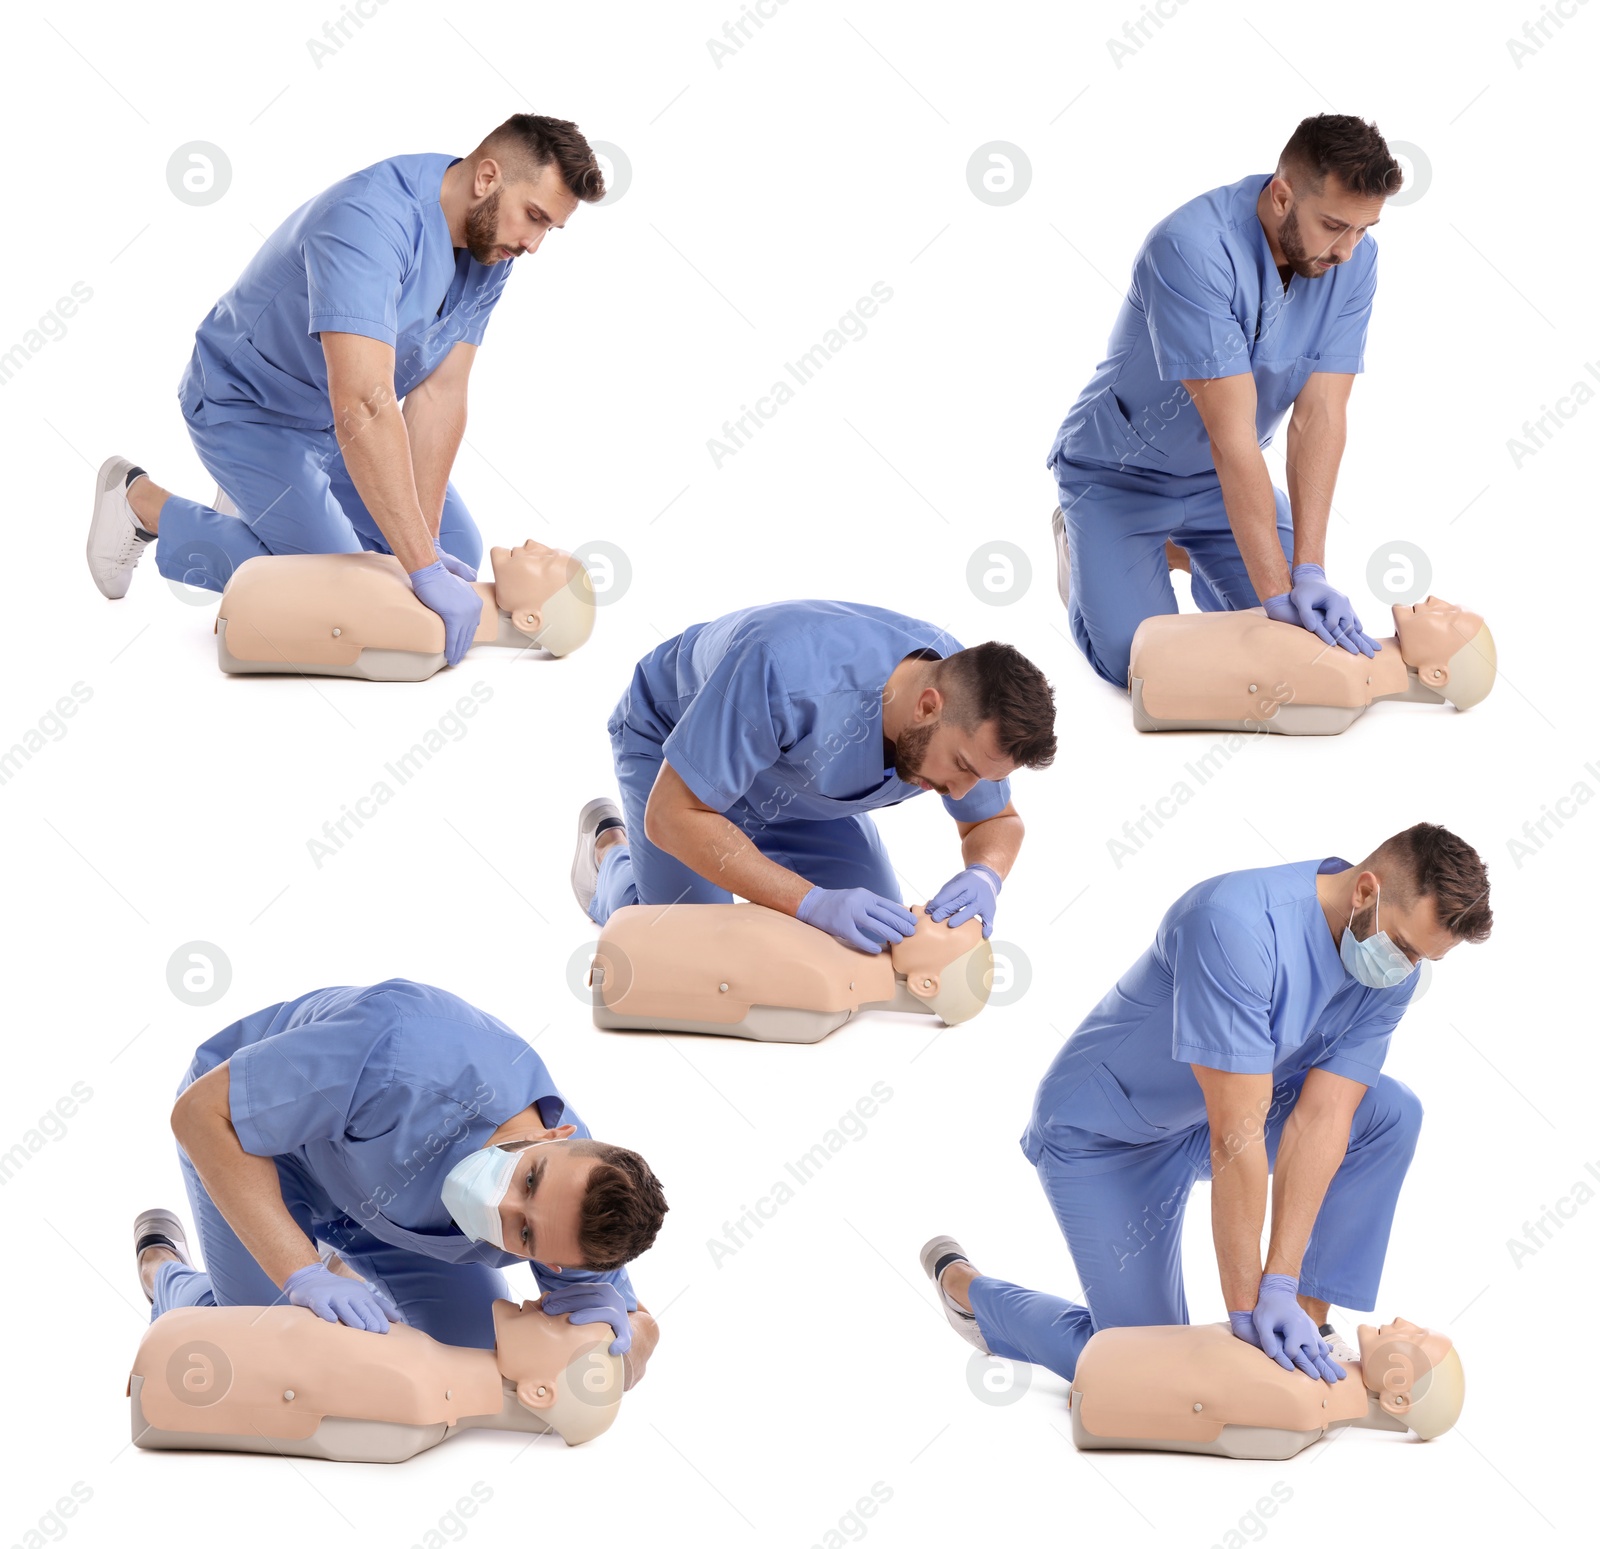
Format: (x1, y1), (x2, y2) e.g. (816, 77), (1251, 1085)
(179, 153), (512, 431)
(608, 599), (1015, 835)
(185, 979), (636, 1307)
(1047, 173), (1377, 493)
(1023, 858), (1416, 1170)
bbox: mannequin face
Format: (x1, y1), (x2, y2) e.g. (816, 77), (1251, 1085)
(491, 541), (584, 618)
(491, 1297), (622, 1420)
(486, 1130), (601, 1269)
(1343, 869), (1461, 968)
(891, 696), (1015, 800)
(1393, 596), (1482, 663)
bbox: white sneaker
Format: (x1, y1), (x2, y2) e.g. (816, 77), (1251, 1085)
(571, 798), (624, 915)
(133, 1207), (195, 1303)
(1320, 1323), (1360, 1367)
(87, 456), (153, 599)
(920, 1234), (990, 1354)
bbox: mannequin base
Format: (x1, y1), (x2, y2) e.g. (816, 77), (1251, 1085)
(1130, 678), (1365, 736)
(1068, 1390), (1324, 1460)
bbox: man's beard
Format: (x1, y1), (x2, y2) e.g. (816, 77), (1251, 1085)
(464, 185), (507, 264)
(893, 719), (943, 790)
(1279, 203), (1337, 280)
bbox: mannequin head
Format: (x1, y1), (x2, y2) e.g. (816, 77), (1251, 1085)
(1392, 597), (1496, 710)
(890, 905), (994, 1024)
(491, 1298), (623, 1445)
(490, 541), (596, 657)
(1357, 1318), (1464, 1440)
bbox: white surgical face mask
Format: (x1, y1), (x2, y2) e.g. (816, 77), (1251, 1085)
(1339, 884), (1418, 990)
(441, 1139), (558, 1248)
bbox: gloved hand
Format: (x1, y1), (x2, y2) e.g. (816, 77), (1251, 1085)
(284, 1263), (402, 1334)
(433, 537), (478, 582)
(408, 559), (481, 666)
(539, 1281), (633, 1355)
(796, 886), (917, 955)
(926, 864), (1002, 939)
(1229, 1272), (1345, 1384)
(1262, 564), (1378, 657)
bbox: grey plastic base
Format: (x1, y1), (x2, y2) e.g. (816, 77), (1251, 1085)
(1130, 678), (1363, 736)
(592, 998), (855, 1044)
(1068, 1388), (1325, 1460)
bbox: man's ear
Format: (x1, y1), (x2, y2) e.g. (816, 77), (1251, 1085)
(553, 1123), (577, 1140)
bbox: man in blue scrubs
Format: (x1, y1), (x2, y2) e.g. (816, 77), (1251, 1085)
(87, 114), (604, 667)
(925, 824), (1492, 1384)
(133, 979), (667, 1384)
(570, 600), (1057, 955)
(1046, 115), (1404, 688)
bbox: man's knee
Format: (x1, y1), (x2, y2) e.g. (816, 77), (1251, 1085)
(1369, 1075), (1424, 1143)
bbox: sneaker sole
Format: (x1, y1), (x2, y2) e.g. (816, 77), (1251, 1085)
(571, 797), (623, 915)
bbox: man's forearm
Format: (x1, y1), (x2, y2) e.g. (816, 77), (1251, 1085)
(1265, 1111), (1348, 1279)
(653, 806), (817, 914)
(1285, 404), (1345, 570)
(175, 1116), (320, 1287)
(403, 389), (468, 538)
(1208, 1129), (1270, 1311)
(960, 813), (1023, 881)
(333, 391), (434, 571)
(1211, 443), (1292, 601)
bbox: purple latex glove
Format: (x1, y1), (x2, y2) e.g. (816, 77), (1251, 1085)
(408, 558), (481, 666)
(1230, 1272), (1345, 1384)
(796, 886), (917, 955)
(540, 1281), (632, 1355)
(926, 864), (1002, 939)
(1263, 563), (1378, 657)
(284, 1264), (402, 1334)
(433, 537), (478, 582)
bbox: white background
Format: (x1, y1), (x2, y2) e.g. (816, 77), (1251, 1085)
(1, 1), (1593, 1545)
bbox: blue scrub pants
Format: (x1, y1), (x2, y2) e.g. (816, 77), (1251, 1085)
(969, 1071), (1423, 1383)
(150, 1137), (510, 1351)
(1053, 461), (1295, 689)
(587, 728), (900, 926)
(152, 386), (482, 595)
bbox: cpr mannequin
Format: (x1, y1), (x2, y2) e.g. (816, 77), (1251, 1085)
(590, 902), (993, 1043)
(213, 540), (595, 679)
(1067, 1318), (1463, 1460)
(127, 1296), (621, 1463)
(1128, 596), (1496, 733)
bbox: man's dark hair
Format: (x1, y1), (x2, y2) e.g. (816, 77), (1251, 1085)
(1277, 114), (1402, 200)
(936, 642), (1057, 770)
(1363, 823), (1493, 943)
(571, 1141), (668, 1271)
(474, 113), (606, 203)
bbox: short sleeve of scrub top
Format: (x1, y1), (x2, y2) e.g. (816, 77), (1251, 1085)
(1307, 240), (1377, 376)
(1169, 902), (1276, 1073)
(1136, 234), (1253, 383)
(303, 200), (411, 348)
(940, 777), (1014, 824)
(661, 644), (797, 813)
(225, 1005), (396, 1157)
(1307, 970), (1415, 1087)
